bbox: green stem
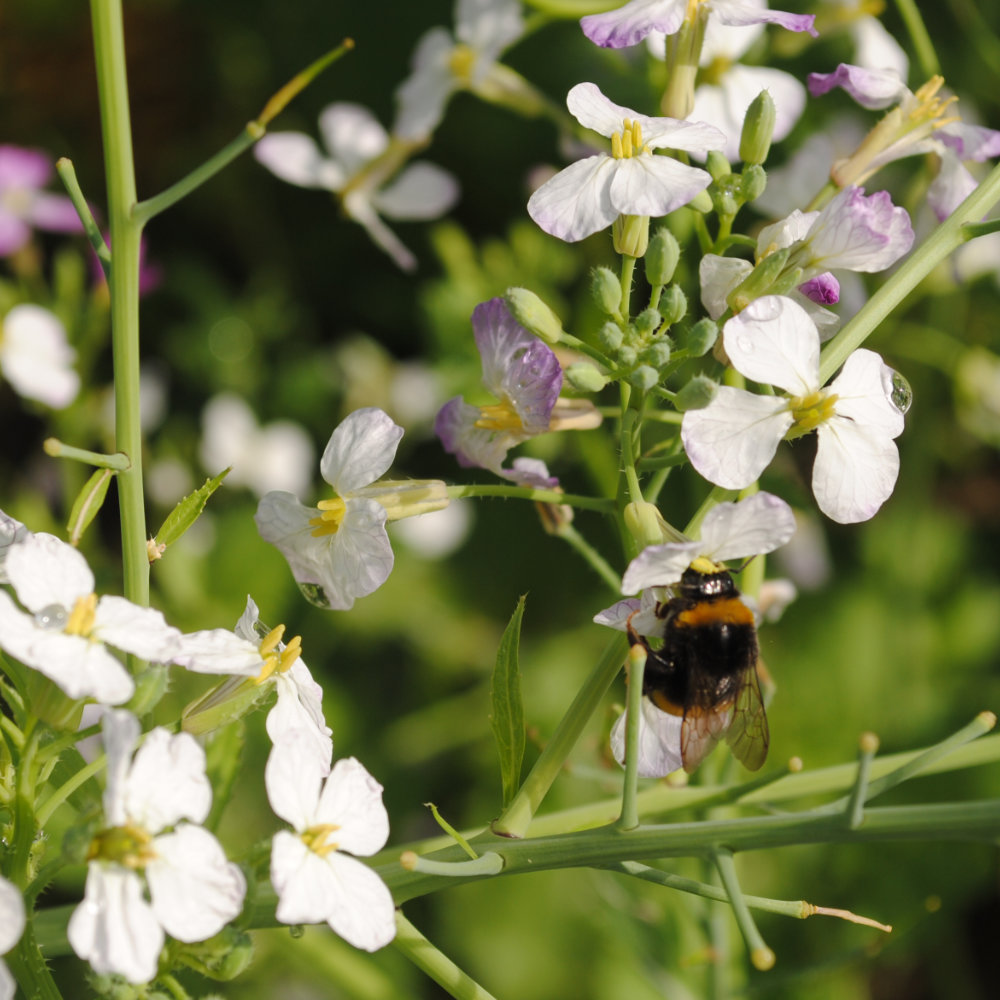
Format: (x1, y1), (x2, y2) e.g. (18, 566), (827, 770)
(818, 160), (1000, 383)
(54, 157), (110, 270)
(393, 912), (500, 1000)
(620, 254), (637, 319)
(491, 632), (628, 837)
(8, 920), (64, 1000)
(444, 483), (615, 513)
(892, 0), (940, 77)
(36, 750), (107, 829)
(90, 0), (148, 613)
(43, 438), (130, 470)
(714, 850), (775, 971)
(616, 643), (646, 831)
(845, 733), (879, 829)
(555, 523), (621, 591)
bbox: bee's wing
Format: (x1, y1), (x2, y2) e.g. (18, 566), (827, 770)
(724, 660), (769, 771)
(680, 671), (734, 774)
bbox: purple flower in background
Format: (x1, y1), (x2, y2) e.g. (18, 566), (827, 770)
(436, 298), (601, 478)
(580, 0), (815, 51)
(0, 145), (82, 256)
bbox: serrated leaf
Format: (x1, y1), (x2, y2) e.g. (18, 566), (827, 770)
(154, 467), (230, 550)
(67, 468), (114, 546)
(490, 594), (526, 809)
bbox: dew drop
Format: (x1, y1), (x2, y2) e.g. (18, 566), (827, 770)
(889, 369), (912, 414)
(298, 582), (332, 610)
(34, 604), (67, 630)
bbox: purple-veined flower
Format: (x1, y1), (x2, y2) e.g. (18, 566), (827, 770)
(526, 83), (725, 243)
(0, 533), (180, 705)
(0, 304), (79, 408)
(67, 711), (246, 983)
(581, 0), (815, 50)
(267, 732), (395, 952)
(0, 145), (82, 256)
(255, 103), (458, 271)
(256, 407), (449, 611)
(682, 295), (908, 523)
(394, 0), (527, 141)
(435, 298), (601, 478)
(174, 596), (333, 768)
(0, 877), (24, 1000)
(809, 65), (1000, 219)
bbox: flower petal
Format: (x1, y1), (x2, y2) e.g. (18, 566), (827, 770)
(393, 28), (455, 141)
(124, 728), (212, 831)
(699, 253), (752, 319)
(709, 0), (816, 35)
(0, 877), (25, 955)
(435, 396), (518, 473)
(147, 824), (246, 942)
(372, 162), (459, 220)
(266, 731), (326, 830)
(268, 662), (334, 771)
(253, 132), (343, 190)
(317, 103), (388, 175)
(608, 155), (713, 218)
(321, 852), (397, 952)
(94, 597), (180, 662)
(5, 531), (92, 612)
(0, 304), (79, 408)
(698, 492), (797, 563)
(828, 348), (905, 439)
(682, 387), (793, 488)
(807, 63), (909, 109)
(609, 697), (684, 778)
(723, 295), (820, 395)
(314, 757), (390, 857)
(271, 829), (339, 923)
(621, 541), (702, 594)
(813, 420), (899, 523)
(320, 407), (403, 496)
(67, 865), (163, 984)
(173, 628), (263, 676)
(527, 154), (617, 242)
(581, 0), (685, 49)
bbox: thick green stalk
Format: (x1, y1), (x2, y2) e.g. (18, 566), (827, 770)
(90, 0), (148, 609)
(445, 483), (615, 513)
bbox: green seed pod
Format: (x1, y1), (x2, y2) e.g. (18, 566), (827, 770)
(505, 287), (564, 345)
(674, 373), (718, 411)
(592, 266), (623, 315)
(740, 90), (777, 166)
(645, 228), (681, 286)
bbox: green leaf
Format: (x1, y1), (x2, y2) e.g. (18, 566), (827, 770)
(66, 468), (114, 546)
(490, 594), (527, 809)
(153, 467), (230, 552)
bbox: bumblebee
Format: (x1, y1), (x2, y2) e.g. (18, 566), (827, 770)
(627, 557), (769, 773)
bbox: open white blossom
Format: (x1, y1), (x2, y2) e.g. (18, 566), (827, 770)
(67, 711), (246, 983)
(256, 407), (448, 611)
(682, 295), (907, 523)
(0, 304), (79, 408)
(267, 733), (395, 952)
(255, 103), (458, 271)
(0, 877), (25, 1000)
(174, 596), (332, 769)
(0, 533), (180, 704)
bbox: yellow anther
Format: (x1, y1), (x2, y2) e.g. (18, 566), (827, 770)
(789, 390), (839, 431)
(302, 823), (341, 857)
(310, 497), (347, 537)
(254, 625), (302, 684)
(622, 126), (633, 158)
(87, 823), (156, 868)
(259, 624), (286, 657)
(611, 132), (624, 159)
(65, 593), (98, 637)
(448, 43), (476, 82)
(278, 634), (303, 674)
(474, 401), (524, 433)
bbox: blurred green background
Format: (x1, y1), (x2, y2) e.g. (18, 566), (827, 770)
(3, 0), (1000, 997)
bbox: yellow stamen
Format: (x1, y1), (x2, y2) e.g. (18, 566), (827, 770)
(448, 43), (476, 83)
(475, 401), (525, 433)
(310, 496), (347, 537)
(611, 119), (648, 160)
(789, 390), (839, 432)
(254, 625), (303, 684)
(65, 593), (98, 637)
(302, 822), (341, 857)
(87, 823), (156, 868)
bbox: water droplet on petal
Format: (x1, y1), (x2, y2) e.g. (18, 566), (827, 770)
(34, 604), (67, 630)
(298, 582), (332, 610)
(889, 369), (912, 414)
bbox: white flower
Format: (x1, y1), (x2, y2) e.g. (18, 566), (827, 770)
(527, 83), (725, 243)
(199, 393), (315, 498)
(681, 295), (906, 523)
(609, 694), (684, 777)
(67, 711), (246, 983)
(621, 493), (796, 594)
(266, 733), (395, 952)
(256, 407), (448, 611)
(0, 876), (25, 1000)
(394, 0), (525, 141)
(255, 103), (458, 271)
(0, 304), (79, 408)
(0, 508), (29, 584)
(0, 533), (180, 704)
(174, 596), (332, 769)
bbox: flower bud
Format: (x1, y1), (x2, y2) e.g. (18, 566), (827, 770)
(592, 267), (623, 316)
(710, 178), (739, 218)
(629, 365), (659, 391)
(597, 320), (624, 352)
(741, 164), (767, 203)
(635, 307), (662, 337)
(613, 213), (650, 258)
(727, 248), (791, 313)
(739, 90), (777, 166)
(565, 362), (610, 393)
(624, 500), (669, 549)
(688, 189), (713, 214)
(674, 373), (718, 411)
(660, 284), (688, 326)
(505, 287), (564, 345)
(706, 149), (732, 181)
(645, 228), (680, 287)
(679, 318), (718, 356)
(617, 345), (637, 367)
(642, 338), (672, 367)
